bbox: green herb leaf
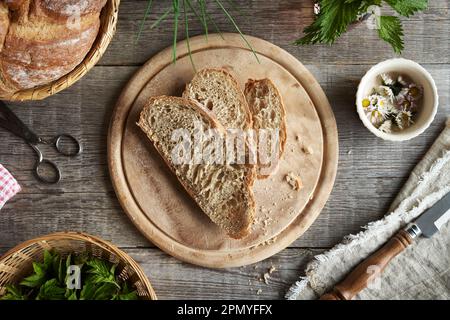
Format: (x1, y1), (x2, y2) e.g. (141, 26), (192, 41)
(135, 0), (154, 43)
(294, 0), (361, 45)
(377, 15), (404, 53)
(43, 250), (54, 271)
(215, 0), (260, 63)
(384, 0), (428, 17)
(183, 0), (196, 71)
(117, 290), (139, 300)
(85, 258), (120, 289)
(0, 285), (27, 300)
(80, 281), (96, 300)
(20, 262), (47, 288)
(36, 279), (66, 300)
(93, 283), (118, 300)
(172, 0), (181, 63)
(67, 291), (78, 300)
(116, 282), (139, 300)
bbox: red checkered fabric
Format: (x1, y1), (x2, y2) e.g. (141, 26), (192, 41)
(0, 164), (21, 209)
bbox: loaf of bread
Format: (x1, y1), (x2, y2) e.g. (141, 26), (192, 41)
(138, 96), (256, 239)
(244, 78), (287, 178)
(0, 0), (107, 97)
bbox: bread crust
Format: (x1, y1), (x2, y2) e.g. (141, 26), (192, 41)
(245, 78), (288, 179)
(0, 0), (106, 97)
(137, 96), (256, 239)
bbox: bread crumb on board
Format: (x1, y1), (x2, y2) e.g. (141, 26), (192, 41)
(256, 289), (262, 295)
(302, 145), (313, 155)
(258, 266), (277, 285)
(285, 172), (304, 191)
(263, 273), (270, 284)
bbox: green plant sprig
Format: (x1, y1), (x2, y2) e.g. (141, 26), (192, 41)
(136, 0), (259, 67)
(295, 0), (428, 53)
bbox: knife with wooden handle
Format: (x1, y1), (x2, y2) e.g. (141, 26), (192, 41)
(320, 191), (450, 300)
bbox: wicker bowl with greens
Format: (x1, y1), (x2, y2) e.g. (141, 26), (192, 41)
(0, 232), (157, 300)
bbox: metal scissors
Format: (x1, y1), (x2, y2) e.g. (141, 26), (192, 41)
(0, 101), (82, 184)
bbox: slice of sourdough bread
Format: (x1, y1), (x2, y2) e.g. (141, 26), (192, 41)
(137, 96), (255, 239)
(183, 68), (253, 130)
(244, 78), (287, 178)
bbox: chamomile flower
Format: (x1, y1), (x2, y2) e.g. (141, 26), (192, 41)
(395, 110), (414, 129)
(397, 75), (408, 86)
(370, 110), (385, 126)
(366, 96), (392, 126)
(406, 83), (423, 101)
(376, 85), (395, 103)
(379, 120), (393, 133)
(381, 73), (395, 86)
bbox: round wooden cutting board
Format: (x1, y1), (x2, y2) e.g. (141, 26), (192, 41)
(108, 34), (338, 268)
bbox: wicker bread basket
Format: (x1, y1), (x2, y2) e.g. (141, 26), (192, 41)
(5, 0), (120, 102)
(0, 232), (157, 300)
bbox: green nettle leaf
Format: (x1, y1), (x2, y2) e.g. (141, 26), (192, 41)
(377, 15), (404, 53)
(80, 281), (96, 300)
(86, 258), (120, 289)
(36, 279), (66, 300)
(0, 285), (27, 300)
(295, 0), (427, 53)
(116, 282), (139, 300)
(43, 250), (54, 271)
(57, 257), (65, 284)
(384, 0), (428, 17)
(118, 291), (139, 300)
(295, 0), (361, 45)
(93, 283), (118, 300)
(67, 290), (78, 300)
(20, 262), (47, 288)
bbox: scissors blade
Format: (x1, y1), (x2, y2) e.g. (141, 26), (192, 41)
(0, 101), (41, 144)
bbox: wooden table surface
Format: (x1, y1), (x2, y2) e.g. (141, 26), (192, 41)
(0, 0), (449, 300)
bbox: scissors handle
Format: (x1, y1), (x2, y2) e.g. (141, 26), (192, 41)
(47, 134), (82, 156)
(30, 144), (61, 184)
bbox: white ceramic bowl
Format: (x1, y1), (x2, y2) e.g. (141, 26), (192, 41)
(356, 58), (439, 141)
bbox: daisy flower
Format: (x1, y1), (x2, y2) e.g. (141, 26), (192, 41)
(395, 110), (414, 129)
(376, 85), (395, 103)
(406, 83), (423, 101)
(381, 73), (395, 86)
(397, 75), (408, 86)
(379, 120), (394, 133)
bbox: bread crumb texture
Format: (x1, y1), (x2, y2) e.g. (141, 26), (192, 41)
(137, 96), (255, 239)
(285, 172), (303, 191)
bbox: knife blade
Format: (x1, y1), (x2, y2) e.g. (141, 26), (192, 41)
(321, 191), (450, 300)
(408, 191), (450, 238)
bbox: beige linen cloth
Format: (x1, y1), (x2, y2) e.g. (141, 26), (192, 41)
(286, 118), (450, 300)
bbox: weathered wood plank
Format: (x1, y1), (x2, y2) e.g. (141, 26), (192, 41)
(98, 0), (450, 66)
(125, 247), (317, 300)
(0, 247), (318, 299)
(0, 64), (448, 251)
